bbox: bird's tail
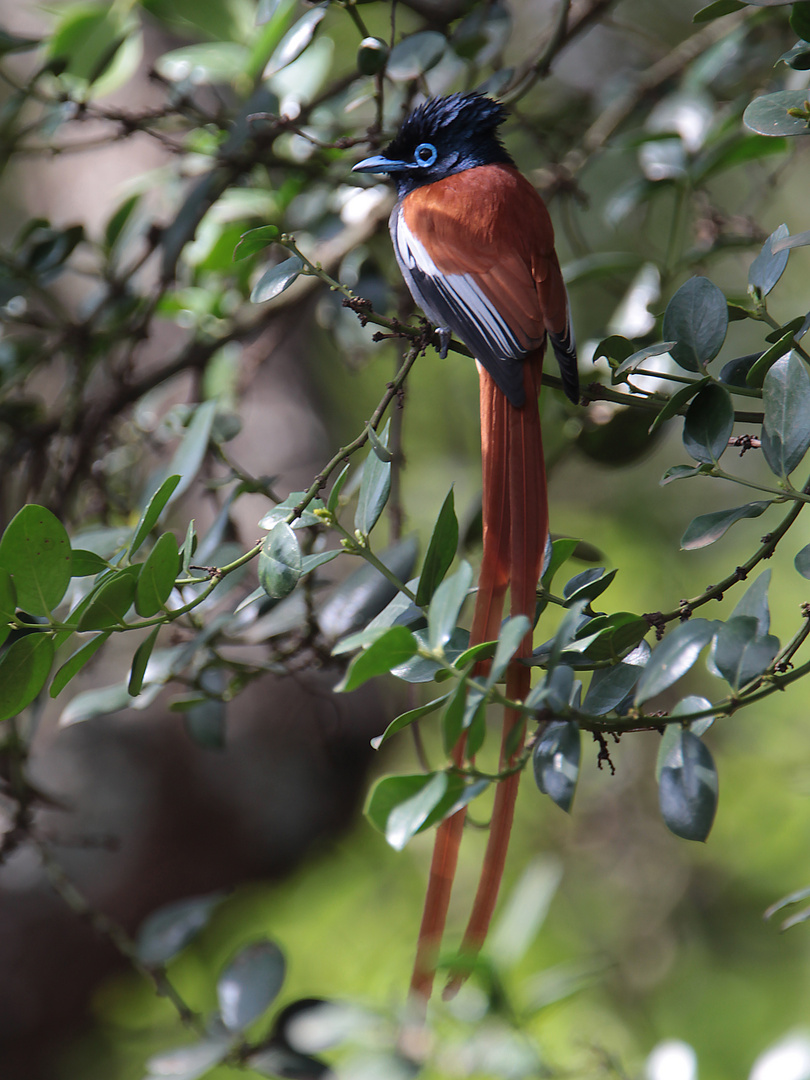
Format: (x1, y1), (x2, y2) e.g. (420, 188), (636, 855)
(409, 352), (547, 1007)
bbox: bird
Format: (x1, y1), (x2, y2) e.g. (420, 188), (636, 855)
(353, 91), (578, 1006)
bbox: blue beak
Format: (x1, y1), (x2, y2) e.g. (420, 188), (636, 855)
(352, 154), (410, 174)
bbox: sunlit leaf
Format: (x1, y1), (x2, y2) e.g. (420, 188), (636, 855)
(335, 625), (418, 692)
(218, 940), (286, 1031)
(258, 522), (301, 599)
(251, 255), (304, 303)
(743, 90), (810, 136)
(634, 619), (716, 704)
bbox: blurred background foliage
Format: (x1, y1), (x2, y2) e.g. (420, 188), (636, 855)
(1, 0), (810, 1078)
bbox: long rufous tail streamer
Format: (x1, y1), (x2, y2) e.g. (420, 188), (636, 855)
(410, 351), (547, 1005)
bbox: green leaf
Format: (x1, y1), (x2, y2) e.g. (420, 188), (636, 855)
(0, 634), (55, 721)
(634, 619), (716, 704)
(357, 35), (388, 76)
(135, 533), (180, 617)
(582, 641), (649, 715)
(662, 276), (728, 372)
(692, 133), (788, 182)
(381, 772), (448, 850)
(427, 560), (473, 650)
(730, 569), (771, 634)
(136, 892), (226, 967)
(259, 493), (325, 530)
(749, 224), (790, 297)
(262, 3), (327, 77)
(155, 42), (248, 84)
(371, 693), (452, 749)
(167, 401), (217, 502)
(744, 330), (795, 388)
(648, 378), (707, 435)
(181, 520), (197, 575)
(385, 31), (446, 81)
(365, 772), (476, 850)
(77, 568), (138, 631)
(0, 29), (41, 55)
(682, 383), (734, 464)
(0, 505), (72, 616)
(367, 422), (394, 462)
(50, 631), (110, 698)
(658, 730), (718, 841)
(533, 721), (580, 812)
(258, 523), (302, 599)
(612, 341), (677, 380)
(301, 550), (339, 575)
(655, 698), (715, 780)
(713, 616), (779, 690)
(593, 335), (634, 367)
(390, 627), (469, 684)
(185, 698), (226, 750)
(415, 489), (459, 606)
(251, 255), (304, 304)
(761, 353), (810, 476)
(70, 549), (109, 577)
(681, 501), (772, 550)
(129, 476), (181, 558)
(743, 91), (810, 137)
(441, 677), (469, 755)
(318, 536), (418, 640)
(0, 568), (16, 650)
(59, 683), (132, 726)
(145, 1037), (233, 1080)
(693, 0), (745, 20)
(541, 537), (579, 589)
(354, 419), (391, 536)
(218, 940), (286, 1032)
(795, 543), (810, 578)
(487, 615), (532, 685)
(335, 625), (418, 692)
(562, 567), (617, 607)
(129, 626), (161, 697)
(791, 1), (810, 41)
(326, 464), (350, 515)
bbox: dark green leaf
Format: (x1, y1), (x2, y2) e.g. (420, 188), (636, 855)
(128, 626), (160, 697)
(415, 489), (458, 606)
(662, 276), (728, 371)
(218, 940), (286, 1031)
(71, 549), (109, 577)
(0, 634), (55, 721)
(791, 1), (810, 41)
(129, 475), (181, 558)
(427, 560), (472, 650)
(0, 505), (72, 616)
(357, 35), (388, 76)
(50, 632), (110, 698)
(233, 225), (280, 261)
(326, 464), (350, 515)
(371, 694), (452, 749)
(681, 501), (772, 550)
(779, 41), (810, 67)
(682, 383), (734, 464)
(258, 523), (302, 600)
(385, 31), (445, 80)
(390, 627), (468, 683)
(593, 335), (634, 366)
(167, 402), (217, 502)
(648, 378), (708, 435)
(749, 224), (790, 297)
(263, 4), (327, 77)
(251, 255), (303, 303)
(730, 569), (771, 634)
(720, 352), (759, 387)
(761, 352), (810, 476)
(693, 0), (745, 20)
(135, 533), (180, 617)
(795, 543), (810, 578)
(613, 341), (677, 380)
(745, 331), (794, 388)
(335, 625), (418, 692)
(318, 536), (418, 640)
(693, 133), (788, 182)
(301, 550), (339, 574)
(0, 29), (41, 54)
(365, 772), (477, 850)
(743, 91), (810, 137)
(259, 493), (325, 530)
(562, 567), (617, 606)
(487, 615), (532, 685)
(655, 698), (715, 780)
(0, 568), (16, 650)
(658, 730), (718, 841)
(533, 721), (580, 812)
(381, 772), (448, 850)
(660, 464), (705, 485)
(355, 419), (391, 536)
(441, 677), (469, 755)
(367, 423), (394, 463)
(634, 619), (716, 704)
(713, 615), (779, 690)
(185, 698), (226, 749)
(136, 892), (226, 966)
(541, 538), (579, 589)
(77, 569), (138, 631)
(563, 612), (648, 663)
(582, 641), (650, 714)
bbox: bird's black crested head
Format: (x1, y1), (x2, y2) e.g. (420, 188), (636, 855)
(352, 92), (514, 194)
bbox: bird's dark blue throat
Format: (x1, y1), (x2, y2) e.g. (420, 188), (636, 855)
(352, 92), (515, 196)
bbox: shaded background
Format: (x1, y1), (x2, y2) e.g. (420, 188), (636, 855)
(0, 1), (810, 1078)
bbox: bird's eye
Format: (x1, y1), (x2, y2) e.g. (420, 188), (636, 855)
(414, 142), (438, 167)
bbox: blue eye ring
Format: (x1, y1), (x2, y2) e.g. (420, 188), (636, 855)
(414, 142), (438, 167)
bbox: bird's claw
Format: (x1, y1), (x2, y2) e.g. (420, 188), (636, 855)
(436, 327), (451, 359)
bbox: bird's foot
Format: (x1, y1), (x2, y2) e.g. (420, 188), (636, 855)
(436, 326), (451, 359)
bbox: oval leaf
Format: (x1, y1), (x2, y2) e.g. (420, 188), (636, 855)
(761, 352), (810, 477)
(681, 500), (772, 550)
(0, 633), (55, 721)
(129, 475), (181, 558)
(662, 276), (728, 371)
(0, 568), (16, 650)
(682, 382), (734, 463)
(50, 631), (111, 698)
(135, 533), (180, 617)
(743, 90), (810, 137)
(713, 615), (779, 690)
(218, 940), (286, 1031)
(251, 254), (304, 303)
(136, 893), (226, 967)
(77, 570), (138, 631)
(634, 619), (716, 704)
(335, 625), (418, 692)
(146, 1036), (232, 1080)
(263, 4), (327, 77)
(385, 31), (446, 80)
(749, 223), (790, 297)
(258, 522), (302, 599)
(427, 560), (473, 650)
(0, 505), (72, 616)
(658, 730), (718, 841)
(532, 721), (581, 812)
